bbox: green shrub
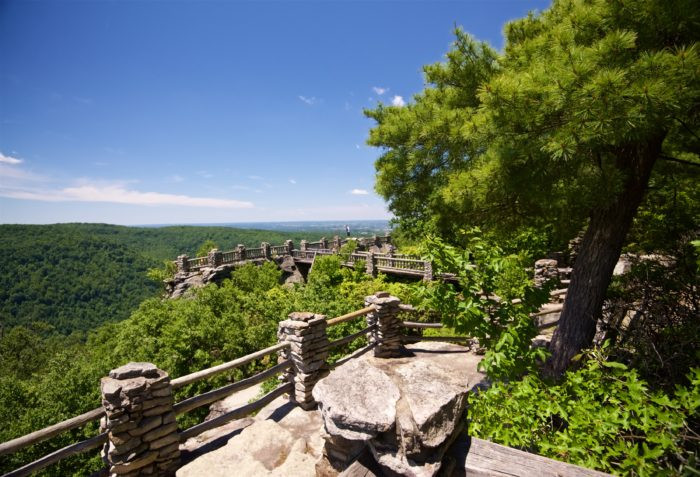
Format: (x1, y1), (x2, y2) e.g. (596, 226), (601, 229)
(469, 347), (700, 475)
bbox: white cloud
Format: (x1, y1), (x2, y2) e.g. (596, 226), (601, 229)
(372, 86), (388, 95)
(248, 175), (264, 180)
(0, 152), (23, 165)
(166, 174), (184, 183)
(289, 178), (297, 184)
(298, 95), (317, 105)
(0, 164), (47, 182)
(391, 95), (406, 107)
(0, 183), (254, 209)
(350, 188), (369, 195)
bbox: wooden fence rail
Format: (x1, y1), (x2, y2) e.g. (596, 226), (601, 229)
(0, 407), (104, 457)
(171, 341), (290, 390)
(3, 433), (108, 477)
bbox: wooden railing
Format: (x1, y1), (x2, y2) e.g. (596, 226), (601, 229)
(292, 250), (317, 260)
(375, 256), (426, 272)
(0, 341), (293, 477)
(244, 247), (265, 260)
(0, 304), (381, 476)
(0, 283), (569, 476)
(186, 256), (209, 270)
(270, 245), (288, 256)
(220, 250), (241, 264)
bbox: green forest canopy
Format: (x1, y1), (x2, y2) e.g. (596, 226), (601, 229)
(0, 223), (351, 334)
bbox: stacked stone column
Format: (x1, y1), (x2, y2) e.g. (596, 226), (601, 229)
(285, 239), (294, 255)
(100, 362), (179, 476)
(207, 249), (222, 268)
(175, 255), (189, 274)
(365, 251), (377, 277)
(332, 235), (342, 252)
(423, 260), (434, 282)
(261, 242), (271, 260)
(300, 240), (308, 252)
(236, 244), (246, 260)
(534, 259), (559, 287)
(277, 312), (330, 410)
(365, 292), (404, 358)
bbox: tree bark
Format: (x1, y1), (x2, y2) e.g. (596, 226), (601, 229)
(545, 135), (665, 378)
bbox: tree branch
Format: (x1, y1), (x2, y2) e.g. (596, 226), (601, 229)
(659, 154), (700, 169)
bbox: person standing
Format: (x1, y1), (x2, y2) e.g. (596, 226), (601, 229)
(345, 224), (350, 237)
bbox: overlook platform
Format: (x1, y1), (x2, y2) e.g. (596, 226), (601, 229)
(176, 342), (607, 477)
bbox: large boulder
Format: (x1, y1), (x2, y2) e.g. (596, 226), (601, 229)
(313, 341), (484, 477)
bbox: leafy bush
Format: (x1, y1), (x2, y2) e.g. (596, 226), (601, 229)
(416, 229), (551, 379)
(603, 243), (699, 391)
(469, 347), (700, 475)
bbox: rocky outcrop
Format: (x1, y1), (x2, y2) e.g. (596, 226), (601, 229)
(279, 255), (305, 286)
(166, 265), (237, 298)
(313, 342), (484, 477)
(166, 257), (305, 298)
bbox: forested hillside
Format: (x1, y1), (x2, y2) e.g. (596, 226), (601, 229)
(0, 224), (340, 334)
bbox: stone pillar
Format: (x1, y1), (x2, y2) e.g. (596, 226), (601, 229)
(365, 251), (376, 277)
(300, 240), (308, 252)
(100, 362), (179, 476)
(320, 237), (328, 250)
(332, 235), (342, 252)
(175, 255), (189, 274)
(423, 260), (434, 282)
(261, 242), (271, 260)
(386, 244), (395, 257)
(277, 312), (330, 410)
(236, 244), (246, 260)
(365, 292), (403, 358)
(534, 259), (559, 287)
(207, 249), (222, 268)
(285, 240), (294, 255)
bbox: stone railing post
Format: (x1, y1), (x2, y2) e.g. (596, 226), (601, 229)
(176, 255), (189, 274)
(277, 312), (329, 410)
(365, 251), (376, 277)
(320, 237), (328, 250)
(285, 240), (294, 255)
(534, 259), (559, 287)
(333, 235), (342, 252)
(207, 249), (222, 268)
(423, 260), (434, 282)
(236, 244), (246, 260)
(100, 362), (179, 476)
(365, 292), (403, 358)
(386, 244), (395, 257)
(300, 240), (308, 252)
(261, 242), (271, 260)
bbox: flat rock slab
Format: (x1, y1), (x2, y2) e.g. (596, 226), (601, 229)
(314, 341), (484, 476)
(177, 398), (325, 477)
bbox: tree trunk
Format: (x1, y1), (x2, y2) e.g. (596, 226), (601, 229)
(545, 136), (664, 378)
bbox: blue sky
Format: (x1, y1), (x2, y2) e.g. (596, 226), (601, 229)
(0, 0), (550, 225)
